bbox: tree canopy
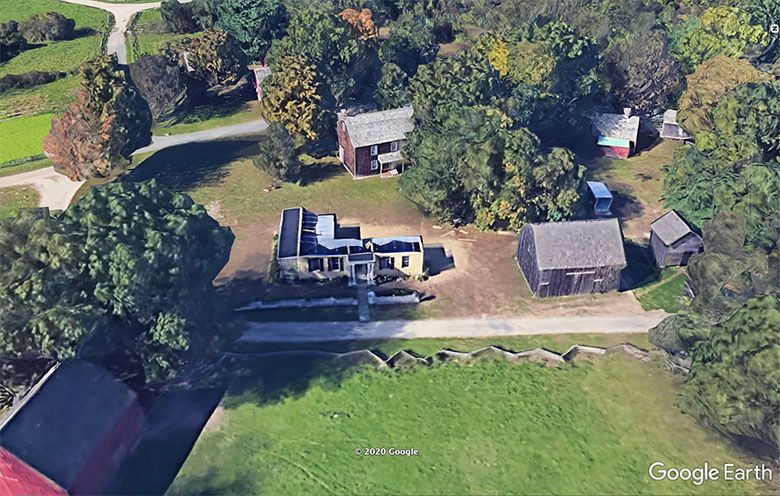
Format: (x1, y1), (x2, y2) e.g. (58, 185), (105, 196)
(253, 123), (301, 182)
(217, 0), (288, 60)
(650, 212), (779, 455)
(44, 55), (152, 181)
(129, 55), (190, 122)
(0, 180), (234, 395)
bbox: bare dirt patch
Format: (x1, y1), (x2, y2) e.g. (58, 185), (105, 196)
(202, 406), (226, 433)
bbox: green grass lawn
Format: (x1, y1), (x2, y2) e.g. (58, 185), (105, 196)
(0, 157), (53, 178)
(0, 36), (103, 78)
(0, 76), (79, 120)
(635, 268), (690, 313)
(0, 113), (52, 163)
(155, 100), (262, 135)
(126, 9), (195, 63)
(0, 0), (108, 30)
(0, 185), (39, 217)
(169, 354), (765, 495)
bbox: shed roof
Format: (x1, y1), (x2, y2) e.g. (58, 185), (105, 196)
(586, 181), (612, 200)
(342, 106), (414, 148)
(660, 109), (692, 140)
(0, 360), (140, 491)
(651, 210), (699, 245)
(592, 113), (640, 144)
(525, 218), (626, 270)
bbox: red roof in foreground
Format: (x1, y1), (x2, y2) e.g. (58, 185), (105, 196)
(0, 448), (67, 496)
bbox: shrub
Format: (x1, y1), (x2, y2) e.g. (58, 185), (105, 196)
(0, 21), (27, 62)
(0, 71), (66, 94)
(129, 55), (189, 121)
(20, 12), (76, 43)
(253, 123), (301, 182)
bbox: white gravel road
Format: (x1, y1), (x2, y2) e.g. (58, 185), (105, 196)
(237, 312), (670, 344)
(0, 167), (84, 211)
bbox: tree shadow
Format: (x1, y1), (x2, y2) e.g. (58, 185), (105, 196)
(170, 95), (254, 125)
(424, 244), (455, 276)
(298, 162), (344, 186)
(72, 27), (98, 39)
(124, 139), (261, 191)
(621, 241), (660, 291)
(610, 190), (644, 221)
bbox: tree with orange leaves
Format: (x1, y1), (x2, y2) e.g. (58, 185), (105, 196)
(338, 8), (378, 42)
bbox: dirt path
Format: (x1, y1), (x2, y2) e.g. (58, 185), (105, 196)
(0, 167), (84, 210)
(238, 311), (670, 344)
(57, 0), (186, 64)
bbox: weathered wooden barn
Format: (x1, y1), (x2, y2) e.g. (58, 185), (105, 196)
(660, 109), (693, 141)
(592, 111), (640, 159)
(649, 210), (703, 267)
(517, 218), (627, 297)
(0, 361), (145, 495)
(336, 106), (414, 178)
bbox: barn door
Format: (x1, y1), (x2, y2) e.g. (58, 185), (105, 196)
(568, 271), (596, 294)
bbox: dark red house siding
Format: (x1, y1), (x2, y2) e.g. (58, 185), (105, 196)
(599, 145), (631, 159)
(0, 448), (67, 496)
(69, 402), (145, 495)
(337, 119), (404, 178)
(336, 121), (357, 175)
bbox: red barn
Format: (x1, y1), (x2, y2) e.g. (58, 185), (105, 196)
(0, 361), (145, 495)
(592, 111), (640, 159)
(336, 106), (414, 178)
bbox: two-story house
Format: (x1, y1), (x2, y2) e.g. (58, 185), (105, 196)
(336, 106), (414, 178)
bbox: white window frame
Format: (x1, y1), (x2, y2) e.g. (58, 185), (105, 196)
(370, 144), (378, 156)
(390, 141), (399, 152)
(370, 160), (379, 170)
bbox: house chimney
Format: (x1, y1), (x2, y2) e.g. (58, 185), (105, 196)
(622, 107), (632, 118)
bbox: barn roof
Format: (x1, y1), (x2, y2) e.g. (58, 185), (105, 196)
(592, 113), (640, 144)
(651, 210), (698, 245)
(0, 360), (140, 491)
(342, 106), (414, 148)
(526, 218), (626, 270)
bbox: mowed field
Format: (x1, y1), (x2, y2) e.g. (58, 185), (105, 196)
(126, 8), (194, 63)
(169, 354), (767, 495)
(0, 113), (52, 163)
(0, 185), (39, 218)
(0, 0), (108, 152)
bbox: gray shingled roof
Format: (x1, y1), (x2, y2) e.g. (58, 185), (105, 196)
(528, 218), (627, 270)
(592, 113), (640, 143)
(342, 106), (414, 148)
(651, 210), (696, 245)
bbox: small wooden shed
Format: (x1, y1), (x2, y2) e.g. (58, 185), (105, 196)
(517, 218), (627, 297)
(660, 110), (692, 141)
(649, 210), (703, 267)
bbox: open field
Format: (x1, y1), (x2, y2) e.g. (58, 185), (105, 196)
(0, 158), (53, 178)
(585, 140), (681, 242)
(169, 353), (767, 495)
(0, 0), (108, 29)
(126, 8), (196, 63)
(0, 185), (39, 218)
(0, 113), (52, 164)
(0, 36), (103, 77)
(0, 76), (80, 120)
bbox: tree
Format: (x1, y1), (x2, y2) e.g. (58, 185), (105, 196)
(664, 80), (780, 248)
(258, 54), (331, 139)
(338, 8), (379, 42)
(129, 55), (189, 121)
(400, 106), (583, 229)
(0, 21), (27, 62)
(161, 0), (199, 33)
(217, 0), (289, 60)
(374, 63), (409, 110)
(20, 12), (75, 42)
(266, 6), (376, 102)
(186, 29), (247, 86)
(670, 7), (770, 72)
(649, 212), (779, 455)
(253, 123), (301, 182)
(611, 30), (682, 113)
(409, 51), (501, 128)
(0, 180), (234, 395)
(44, 55), (152, 181)
(378, 12), (438, 76)
(677, 55), (773, 135)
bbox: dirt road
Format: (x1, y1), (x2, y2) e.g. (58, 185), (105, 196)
(0, 167), (84, 210)
(237, 311), (670, 344)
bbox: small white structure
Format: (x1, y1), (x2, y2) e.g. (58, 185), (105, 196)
(660, 110), (693, 141)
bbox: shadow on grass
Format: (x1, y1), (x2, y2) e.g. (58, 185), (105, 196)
(610, 190), (644, 221)
(621, 241), (660, 291)
(168, 96), (253, 126)
(123, 138), (261, 191)
(298, 162), (344, 186)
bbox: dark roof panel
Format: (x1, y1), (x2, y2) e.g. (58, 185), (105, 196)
(278, 208), (301, 258)
(651, 210), (697, 246)
(0, 361), (139, 489)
